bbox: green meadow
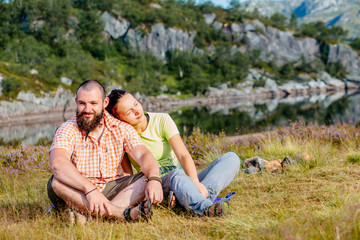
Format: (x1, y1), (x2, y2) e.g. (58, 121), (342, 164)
(1, 122), (360, 239)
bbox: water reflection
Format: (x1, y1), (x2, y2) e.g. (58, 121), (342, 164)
(171, 92), (360, 136)
(1, 91), (360, 145)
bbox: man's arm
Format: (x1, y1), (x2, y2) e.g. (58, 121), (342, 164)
(50, 149), (112, 216)
(127, 145), (163, 204)
(50, 149), (95, 192)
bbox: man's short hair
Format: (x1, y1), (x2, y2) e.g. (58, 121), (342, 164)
(76, 80), (106, 100)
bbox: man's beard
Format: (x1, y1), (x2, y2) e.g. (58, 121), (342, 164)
(76, 109), (104, 134)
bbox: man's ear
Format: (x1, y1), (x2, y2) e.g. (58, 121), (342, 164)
(75, 97), (78, 104)
(103, 96), (109, 108)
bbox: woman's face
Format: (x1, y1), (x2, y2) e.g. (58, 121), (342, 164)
(113, 93), (145, 125)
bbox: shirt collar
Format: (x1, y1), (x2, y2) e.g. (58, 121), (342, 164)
(103, 110), (120, 131)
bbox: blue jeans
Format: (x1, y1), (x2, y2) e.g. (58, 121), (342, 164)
(162, 152), (240, 215)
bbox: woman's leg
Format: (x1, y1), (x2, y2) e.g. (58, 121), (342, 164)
(198, 152), (240, 202)
(162, 169), (213, 215)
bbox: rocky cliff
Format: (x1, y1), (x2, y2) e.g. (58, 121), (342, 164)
(101, 11), (360, 75)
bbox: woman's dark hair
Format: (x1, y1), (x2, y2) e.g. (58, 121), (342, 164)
(106, 89), (129, 117)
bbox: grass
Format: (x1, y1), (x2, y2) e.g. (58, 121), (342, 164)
(1, 122), (360, 239)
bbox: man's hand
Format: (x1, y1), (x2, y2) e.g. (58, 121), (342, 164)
(195, 182), (209, 199)
(145, 180), (163, 204)
(85, 189), (112, 216)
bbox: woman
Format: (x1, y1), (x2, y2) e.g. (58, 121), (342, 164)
(106, 90), (240, 216)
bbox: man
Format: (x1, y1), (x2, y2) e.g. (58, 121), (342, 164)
(47, 80), (163, 222)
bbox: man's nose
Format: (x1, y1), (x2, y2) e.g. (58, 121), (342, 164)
(84, 104), (91, 112)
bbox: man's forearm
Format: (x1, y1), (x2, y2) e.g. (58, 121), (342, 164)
(138, 151), (161, 177)
(51, 158), (96, 193)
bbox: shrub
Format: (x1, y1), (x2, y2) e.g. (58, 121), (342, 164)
(346, 153), (360, 164)
(325, 60), (348, 79)
(350, 37), (360, 51)
(1, 77), (25, 99)
(0, 37), (50, 67)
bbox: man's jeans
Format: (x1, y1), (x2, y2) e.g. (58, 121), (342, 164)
(162, 152), (240, 215)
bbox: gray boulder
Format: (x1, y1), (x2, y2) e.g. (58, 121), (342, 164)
(213, 21), (223, 31)
(101, 11), (130, 39)
(203, 13), (216, 25)
(252, 19), (266, 33)
(327, 43), (360, 75)
(60, 77), (72, 86)
(125, 23), (196, 59)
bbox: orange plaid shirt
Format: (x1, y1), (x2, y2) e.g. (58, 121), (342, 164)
(50, 110), (144, 191)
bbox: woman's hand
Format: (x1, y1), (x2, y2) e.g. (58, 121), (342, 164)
(195, 182), (209, 198)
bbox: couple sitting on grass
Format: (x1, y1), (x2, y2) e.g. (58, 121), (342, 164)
(47, 80), (240, 223)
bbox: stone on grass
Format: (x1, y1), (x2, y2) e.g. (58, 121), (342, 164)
(30, 69), (38, 75)
(243, 157), (268, 173)
(294, 152), (311, 163)
(265, 159), (282, 173)
(60, 77), (72, 86)
(281, 156), (296, 169)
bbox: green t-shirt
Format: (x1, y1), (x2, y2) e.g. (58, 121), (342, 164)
(129, 112), (182, 176)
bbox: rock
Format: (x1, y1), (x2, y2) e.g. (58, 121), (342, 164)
(156, 94), (169, 99)
(30, 20), (45, 31)
(319, 71), (332, 82)
(133, 92), (142, 99)
(328, 44), (360, 75)
(125, 23), (196, 59)
(231, 23), (244, 42)
(30, 69), (38, 75)
(243, 21), (255, 32)
(252, 19), (266, 33)
(149, 3), (162, 9)
(347, 75), (360, 82)
(244, 166), (258, 174)
(297, 73), (312, 82)
(203, 13), (216, 25)
(60, 77), (72, 86)
(101, 11), (130, 39)
(213, 21), (223, 31)
(245, 26), (320, 65)
(265, 159), (282, 173)
(243, 157), (268, 171)
(160, 85), (168, 92)
(281, 156), (296, 169)
(67, 16), (79, 29)
(264, 78), (277, 88)
(218, 83), (228, 90)
(294, 152), (311, 163)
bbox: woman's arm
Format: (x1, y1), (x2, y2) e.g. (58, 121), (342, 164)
(169, 134), (209, 198)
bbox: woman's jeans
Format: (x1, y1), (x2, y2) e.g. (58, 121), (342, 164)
(162, 152), (240, 215)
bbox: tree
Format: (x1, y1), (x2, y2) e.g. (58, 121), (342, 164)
(350, 37), (360, 51)
(269, 13), (287, 29)
(288, 13), (297, 30)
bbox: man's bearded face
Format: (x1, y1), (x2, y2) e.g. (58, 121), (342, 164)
(76, 108), (104, 133)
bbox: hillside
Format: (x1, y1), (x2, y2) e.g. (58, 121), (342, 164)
(241, 0), (360, 38)
(0, 0), (359, 103)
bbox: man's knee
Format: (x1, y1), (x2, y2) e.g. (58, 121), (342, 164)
(47, 176), (67, 209)
(50, 176), (63, 193)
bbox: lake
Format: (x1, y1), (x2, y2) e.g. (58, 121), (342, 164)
(1, 90), (359, 145)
